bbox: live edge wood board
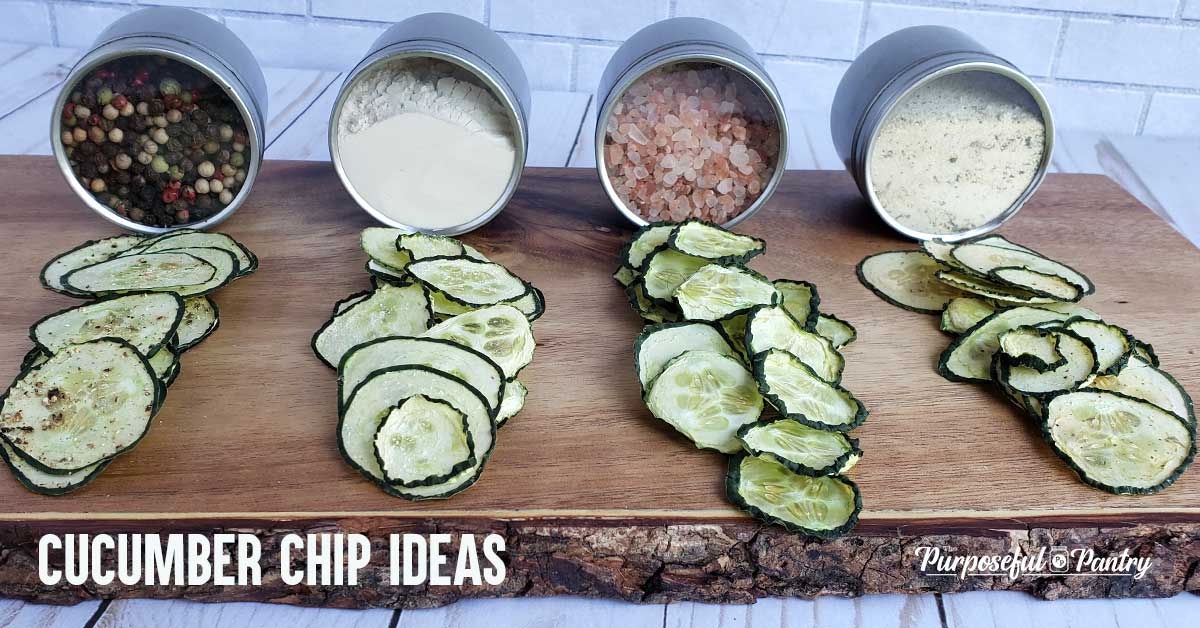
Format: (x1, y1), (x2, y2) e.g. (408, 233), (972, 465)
(0, 156), (1198, 607)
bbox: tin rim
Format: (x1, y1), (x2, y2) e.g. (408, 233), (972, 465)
(328, 46), (528, 236)
(595, 51), (789, 230)
(49, 43), (264, 235)
(859, 61), (1055, 242)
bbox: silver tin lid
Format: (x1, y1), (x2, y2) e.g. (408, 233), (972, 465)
(328, 13), (531, 236)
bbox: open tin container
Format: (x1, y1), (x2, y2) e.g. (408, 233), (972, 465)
(831, 26), (1054, 241)
(595, 18), (789, 229)
(328, 13), (531, 236)
(50, 7), (267, 234)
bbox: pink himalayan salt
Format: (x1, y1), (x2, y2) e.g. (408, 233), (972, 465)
(603, 64), (779, 224)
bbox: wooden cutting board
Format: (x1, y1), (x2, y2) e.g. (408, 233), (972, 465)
(0, 156), (1197, 606)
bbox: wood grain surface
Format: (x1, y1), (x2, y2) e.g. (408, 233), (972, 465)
(0, 156), (1197, 524)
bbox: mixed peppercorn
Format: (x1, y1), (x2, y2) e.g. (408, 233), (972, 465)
(58, 55), (251, 228)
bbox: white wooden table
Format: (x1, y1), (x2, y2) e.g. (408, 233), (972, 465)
(0, 45), (1196, 627)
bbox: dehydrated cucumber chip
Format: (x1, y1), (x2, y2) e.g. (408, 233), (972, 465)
(0, 440), (109, 496)
(940, 297), (996, 335)
(939, 306), (1069, 383)
(667, 219), (765, 264)
(1089, 357), (1194, 425)
(423, 304), (535, 379)
(175, 295), (219, 352)
(62, 251), (216, 295)
(31, 292), (183, 358)
(338, 336), (504, 415)
(934, 270), (1055, 305)
(641, 248), (709, 303)
(613, 265), (637, 287)
(408, 257), (528, 307)
(360, 227), (411, 272)
(634, 321), (739, 391)
(814, 314), (857, 349)
(773, 279), (820, 330)
(1064, 319), (1132, 376)
(0, 339), (159, 473)
(397, 232), (464, 262)
(745, 305), (844, 384)
(1042, 390), (1194, 495)
(674, 264), (778, 321)
(157, 247), (240, 296)
(726, 453), (861, 538)
(998, 326), (1064, 372)
(950, 243), (1094, 296)
(999, 329), (1096, 397)
(856, 250), (963, 315)
(373, 395), (476, 488)
(625, 281), (680, 324)
(990, 267), (1081, 302)
(130, 230), (257, 277)
(753, 350), (867, 432)
(312, 281), (432, 369)
(41, 234), (144, 296)
(622, 222), (676, 270)
(340, 366), (494, 500)
(737, 418), (862, 476)
(645, 350), (763, 453)
(496, 379), (527, 427)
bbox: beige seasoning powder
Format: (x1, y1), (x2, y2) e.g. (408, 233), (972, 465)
(867, 71), (1046, 236)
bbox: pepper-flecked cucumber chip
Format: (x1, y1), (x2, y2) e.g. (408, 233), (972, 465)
(31, 292), (183, 358)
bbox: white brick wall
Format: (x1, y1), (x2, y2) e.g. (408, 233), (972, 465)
(7, 0), (1200, 137)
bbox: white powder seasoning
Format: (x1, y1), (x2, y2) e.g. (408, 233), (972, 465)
(867, 71), (1046, 236)
(336, 57), (517, 230)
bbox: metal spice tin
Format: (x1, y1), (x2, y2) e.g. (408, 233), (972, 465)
(328, 13), (531, 236)
(831, 25), (1054, 241)
(50, 7), (267, 234)
(594, 18), (789, 229)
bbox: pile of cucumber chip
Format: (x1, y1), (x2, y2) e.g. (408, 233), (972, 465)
(858, 234), (1194, 495)
(0, 230), (256, 495)
(313, 228), (542, 500)
(615, 219), (866, 538)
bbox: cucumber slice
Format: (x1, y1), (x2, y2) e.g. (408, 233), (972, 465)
(129, 231), (257, 278)
(857, 251), (962, 315)
(340, 366), (494, 500)
(641, 247), (709, 304)
(737, 418), (862, 476)
(940, 297), (996, 335)
(674, 264), (778, 321)
(717, 313), (750, 362)
(397, 233), (464, 262)
(423, 304), (535, 379)
(919, 239), (962, 269)
(360, 227), (411, 272)
(333, 290), (371, 317)
(753, 350), (867, 432)
(644, 350), (763, 453)
(428, 289), (475, 319)
(175, 296), (219, 352)
(745, 306), (844, 384)
(366, 259), (409, 283)
(0, 338), (159, 473)
(31, 292), (183, 358)
(408, 257), (528, 307)
(634, 321), (739, 391)
(667, 219), (764, 264)
(969, 234), (1037, 253)
(773, 280), (820, 330)
(934, 270), (1055, 305)
(41, 234), (145, 296)
(939, 306), (1070, 383)
(989, 267), (1081, 302)
(338, 336), (504, 414)
(622, 222), (676, 270)
(312, 281), (432, 369)
(496, 379), (527, 427)
(20, 348), (49, 371)
(1089, 357), (1194, 425)
(1036, 302), (1102, 321)
(62, 251), (216, 295)
(1042, 390), (1194, 495)
(509, 287), (546, 321)
(1132, 339), (1159, 367)
(1064, 319), (1132, 376)
(815, 314), (857, 349)
(624, 282), (680, 323)
(462, 243), (490, 262)
(726, 454), (861, 538)
(148, 347), (180, 387)
(156, 247), (240, 296)
(992, 356), (1040, 418)
(373, 395), (475, 488)
(613, 265), (637, 287)
(997, 326), (1064, 372)
(950, 243), (1094, 296)
(0, 440), (109, 496)
(999, 330), (1096, 397)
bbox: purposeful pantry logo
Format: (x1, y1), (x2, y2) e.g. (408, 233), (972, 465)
(911, 546), (1154, 580)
